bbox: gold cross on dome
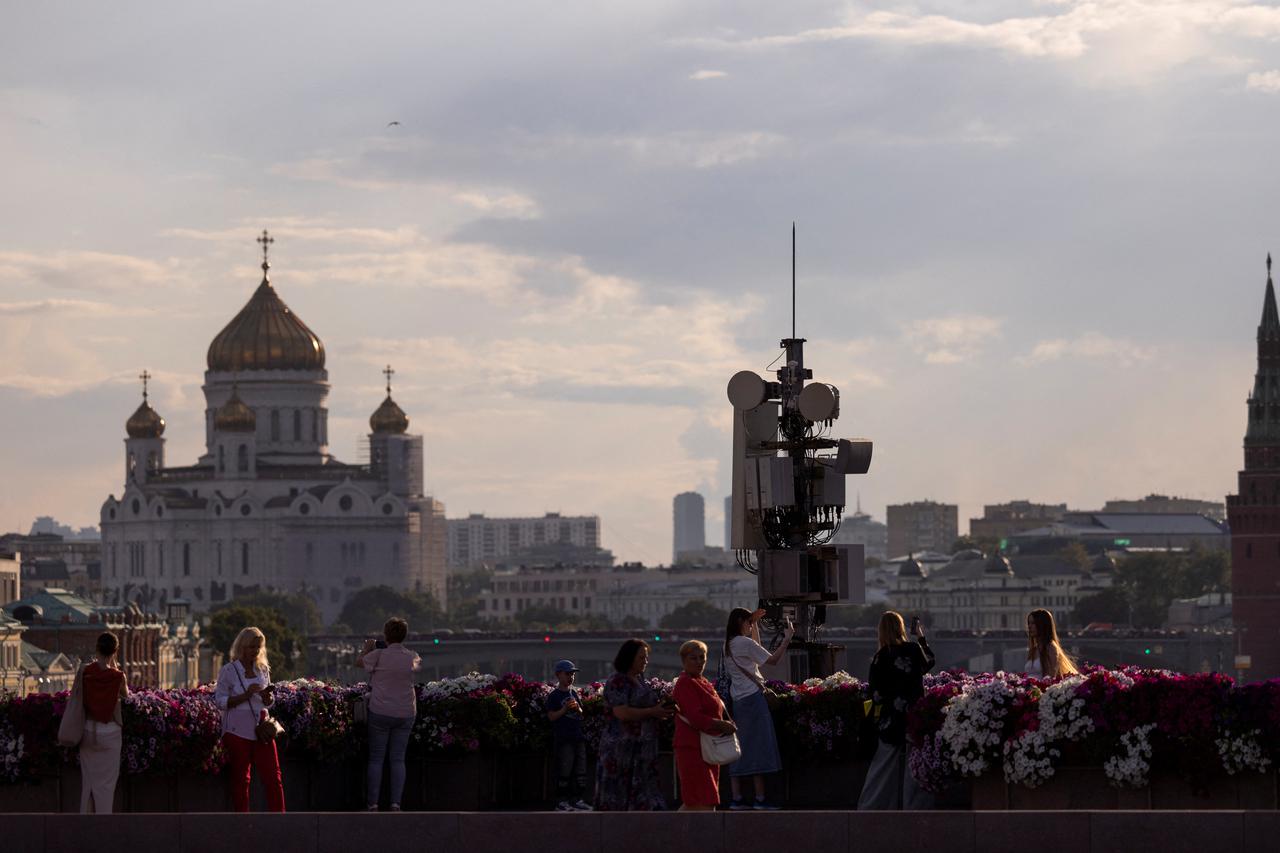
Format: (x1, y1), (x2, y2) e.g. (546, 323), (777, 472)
(139, 369), (151, 400)
(383, 364), (395, 395)
(257, 229), (274, 268)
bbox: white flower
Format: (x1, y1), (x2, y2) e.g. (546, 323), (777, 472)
(1104, 724), (1156, 788)
(1217, 729), (1272, 776)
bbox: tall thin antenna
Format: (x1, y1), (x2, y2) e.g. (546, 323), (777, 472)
(791, 222), (796, 339)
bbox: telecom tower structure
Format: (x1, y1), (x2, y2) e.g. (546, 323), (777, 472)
(726, 334), (873, 680)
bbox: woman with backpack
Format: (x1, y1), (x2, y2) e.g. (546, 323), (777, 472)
(722, 607), (793, 810)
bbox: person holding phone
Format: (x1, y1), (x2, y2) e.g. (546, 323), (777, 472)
(723, 607), (793, 810)
(857, 611), (935, 811)
(357, 617), (421, 811)
(214, 626), (285, 812)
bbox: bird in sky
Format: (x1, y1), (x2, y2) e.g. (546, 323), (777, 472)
(387, 121), (401, 127)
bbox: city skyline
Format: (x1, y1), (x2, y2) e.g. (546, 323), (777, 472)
(3, 2), (1273, 566)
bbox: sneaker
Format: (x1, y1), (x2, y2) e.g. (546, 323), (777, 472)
(366, 804), (378, 812)
(571, 799), (593, 811)
(555, 800), (577, 812)
(389, 804), (401, 812)
(728, 798), (751, 810)
(752, 799), (780, 811)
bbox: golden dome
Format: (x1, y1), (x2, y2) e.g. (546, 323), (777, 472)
(126, 400), (165, 439)
(206, 245), (324, 372)
(370, 395), (409, 434)
(214, 389), (256, 432)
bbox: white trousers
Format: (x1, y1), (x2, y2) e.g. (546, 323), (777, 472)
(79, 720), (122, 814)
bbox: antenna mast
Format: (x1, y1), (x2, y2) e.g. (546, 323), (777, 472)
(791, 222), (796, 340)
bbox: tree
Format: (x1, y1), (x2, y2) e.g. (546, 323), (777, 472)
(337, 586), (443, 635)
(206, 605), (306, 679)
(950, 535), (1000, 555)
(1056, 542), (1091, 571)
(224, 590), (322, 635)
(1071, 586), (1131, 626)
(1095, 547), (1232, 628)
(660, 600), (729, 630)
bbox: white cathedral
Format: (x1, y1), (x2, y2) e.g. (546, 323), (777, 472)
(99, 232), (447, 623)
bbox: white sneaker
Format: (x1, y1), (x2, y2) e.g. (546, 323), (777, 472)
(572, 800), (593, 811)
(555, 800), (576, 812)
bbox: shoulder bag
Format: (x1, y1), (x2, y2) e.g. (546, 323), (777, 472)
(57, 664), (87, 747)
(235, 664), (284, 742)
(678, 711), (742, 766)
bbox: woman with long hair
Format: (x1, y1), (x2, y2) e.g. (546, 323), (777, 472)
(1025, 608), (1079, 678)
(723, 607), (793, 810)
(857, 611), (935, 811)
(594, 638), (673, 810)
(78, 632), (128, 813)
(214, 626), (285, 812)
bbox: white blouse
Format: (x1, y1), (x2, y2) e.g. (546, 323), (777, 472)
(1025, 658), (1044, 677)
(214, 660), (271, 741)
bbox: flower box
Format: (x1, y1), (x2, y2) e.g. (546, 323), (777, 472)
(971, 768), (1279, 810)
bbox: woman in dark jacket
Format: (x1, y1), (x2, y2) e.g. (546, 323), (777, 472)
(857, 611), (935, 810)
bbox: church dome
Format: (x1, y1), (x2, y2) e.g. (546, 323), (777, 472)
(898, 554), (924, 579)
(985, 552), (1014, 575)
(214, 389), (256, 432)
(370, 395), (409, 434)
(126, 400), (165, 439)
(206, 235), (324, 372)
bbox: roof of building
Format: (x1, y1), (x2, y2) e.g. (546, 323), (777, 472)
(1013, 512), (1228, 539)
(206, 242), (324, 372)
(2, 588), (146, 625)
(21, 640), (69, 671)
(928, 553), (1087, 582)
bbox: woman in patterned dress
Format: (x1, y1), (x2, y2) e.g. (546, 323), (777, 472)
(594, 638), (674, 810)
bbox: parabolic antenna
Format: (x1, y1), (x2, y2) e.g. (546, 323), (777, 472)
(727, 370), (767, 410)
(798, 383), (839, 422)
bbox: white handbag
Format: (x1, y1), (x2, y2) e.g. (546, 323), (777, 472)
(678, 714), (742, 766)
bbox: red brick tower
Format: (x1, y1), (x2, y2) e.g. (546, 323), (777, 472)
(1228, 254), (1280, 681)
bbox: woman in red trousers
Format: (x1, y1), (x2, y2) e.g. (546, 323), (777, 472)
(672, 640), (737, 810)
(214, 626), (285, 812)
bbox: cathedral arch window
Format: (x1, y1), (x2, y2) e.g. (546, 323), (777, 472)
(339, 495), (353, 512)
(216, 542), (222, 575)
(238, 445), (249, 473)
(311, 410), (318, 442)
(293, 410), (302, 442)
(271, 410), (280, 441)
(158, 543), (164, 577)
(218, 446), (225, 474)
(240, 504), (251, 517)
(183, 543), (190, 576)
(131, 499), (141, 515)
(382, 503), (393, 515)
(299, 502), (311, 515)
(128, 453), (136, 476)
(147, 451), (158, 473)
(242, 542), (250, 575)
(1247, 542), (1253, 559)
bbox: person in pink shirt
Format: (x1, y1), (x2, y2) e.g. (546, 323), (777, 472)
(358, 617), (422, 811)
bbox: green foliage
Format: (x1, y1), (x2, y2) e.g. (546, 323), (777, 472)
(337, 585), (443, 635)
(206, 605), (306, 679)
(225, 590), (323, 635)
(448, 567), (493, 602)
(950, 535), (1000, 556)
(660, 599), (729, 630)
(1075, 546), (1231, 628)
(621, 615), (648, 630)
(1056, 542), (1091, 571)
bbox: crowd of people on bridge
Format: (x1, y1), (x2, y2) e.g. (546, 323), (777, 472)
(51, 605), (1077, 814)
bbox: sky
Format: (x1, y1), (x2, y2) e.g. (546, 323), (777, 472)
(2, 1), (1278, 566)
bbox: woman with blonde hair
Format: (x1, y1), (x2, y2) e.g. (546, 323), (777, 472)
(857, 611), (934, 811)
(214, 626), (285, 812)
(672, 639), (736, 811)
(1024, 609), (1079, 678)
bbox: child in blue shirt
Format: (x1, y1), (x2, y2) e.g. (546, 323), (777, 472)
(546, 659), (590, 811)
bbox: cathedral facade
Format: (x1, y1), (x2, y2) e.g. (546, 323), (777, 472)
(99, 233), (446, 623)
(1228, 256), (1280, 681)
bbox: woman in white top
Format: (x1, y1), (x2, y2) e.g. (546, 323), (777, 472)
(723, 607), (793, 810)
(214, 626), (285, 812)
(1024, 609), (1079, 679)
(357, 617), (422, 811)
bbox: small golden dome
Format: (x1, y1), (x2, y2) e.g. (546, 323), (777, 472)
(214, 389), (257, 432)
(206, 242), (324, 372)
(370, 395), (409, 434)
(126, 400), (165, 439)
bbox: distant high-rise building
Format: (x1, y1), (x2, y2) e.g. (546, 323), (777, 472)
(447, 513), (602, 570)
(969, 501), (1068, 543)
(1229, 257), (1280, 680)
(724, 496), (732, 550)
(1102, 494), (1225, 522)
(673, 492), (706, 563)
(887, 501), (958, 558)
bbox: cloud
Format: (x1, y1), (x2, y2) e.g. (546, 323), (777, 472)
(1246, 70), (1280, 92)
(0, 298), (152, 317)
(1018, 332), (1155, 366)
(689, 69), (728, 80)
(0, 251), (183, 294)
(902, 314), (1003, 364)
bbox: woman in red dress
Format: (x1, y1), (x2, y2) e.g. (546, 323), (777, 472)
(672, 640), (736, 810)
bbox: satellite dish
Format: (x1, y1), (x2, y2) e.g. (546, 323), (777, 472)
(727, 371), (767, 410)
(799, 383), (839, 422)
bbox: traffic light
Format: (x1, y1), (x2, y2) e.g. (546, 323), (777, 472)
(432, 637), (440, 646)
(543, 635), (551, 644)
(1143, 648), (1152, 655)
(653, 635), (662, 642)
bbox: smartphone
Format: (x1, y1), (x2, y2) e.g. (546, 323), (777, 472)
(909, 616), (921, 633)
(375, 639), (387, 650)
